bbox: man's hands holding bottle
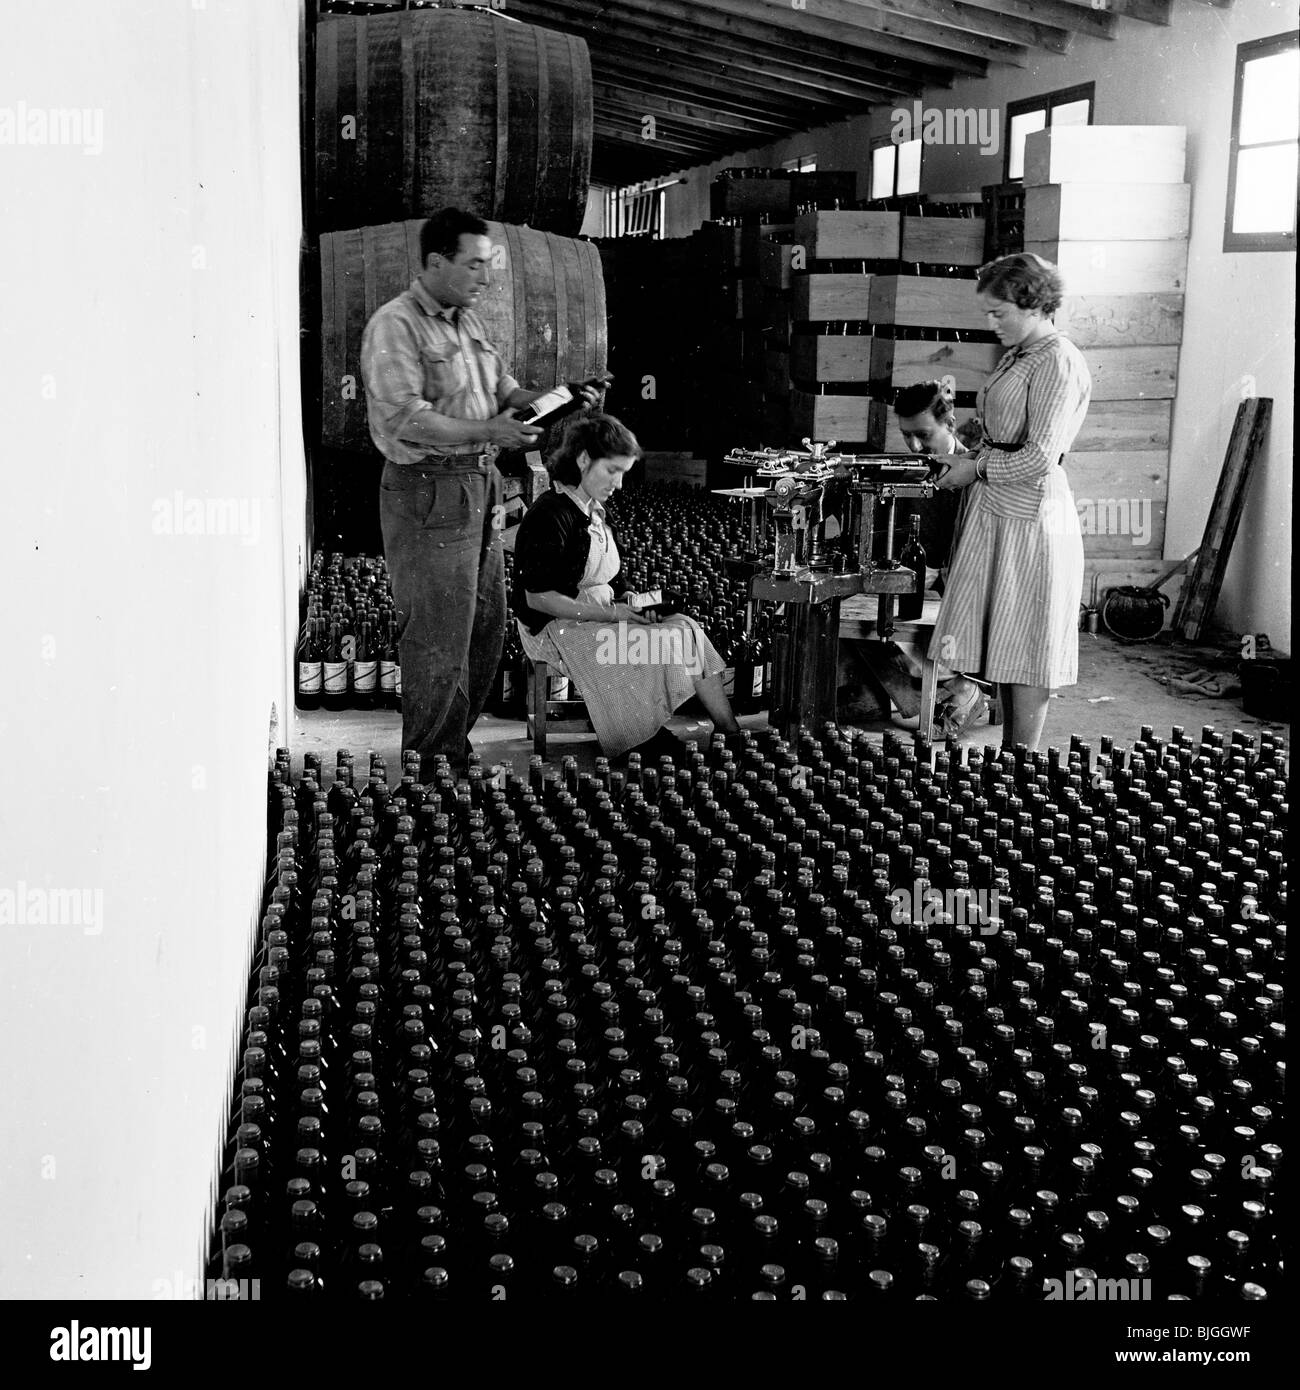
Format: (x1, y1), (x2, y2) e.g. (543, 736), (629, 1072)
(485, 412), (544, 450)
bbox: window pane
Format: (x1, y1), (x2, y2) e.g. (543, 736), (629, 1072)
(872, 144), (896, 198)
(1233, 142), (1299, 234)
(897, 138), (921, 195)
(1008, 109), (1047, 179)
(1240, 48), (1300, 146)
(1051, 99), (1091, 127)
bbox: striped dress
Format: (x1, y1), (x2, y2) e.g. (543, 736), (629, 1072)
(928, 331), (1091, 688)
(518, 487), (726, 757)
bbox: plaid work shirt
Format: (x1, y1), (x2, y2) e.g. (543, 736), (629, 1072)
(360, 277), (521, 464)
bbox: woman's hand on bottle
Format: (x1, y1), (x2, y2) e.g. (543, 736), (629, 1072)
(607, 602), (657, 625)
(936, 455), (980, 491)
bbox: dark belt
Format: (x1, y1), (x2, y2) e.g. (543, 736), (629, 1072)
(414, 444), (500, 470)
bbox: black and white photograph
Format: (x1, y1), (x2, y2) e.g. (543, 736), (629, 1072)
(1, 0), (1292, 1363)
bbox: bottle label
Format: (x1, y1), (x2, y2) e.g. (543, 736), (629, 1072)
(297, 661), (322, 695)
(721, 667), (736, 697)
(378, 660), (397, 694)
(353, 660), (378, 694)
(394, 665), (402, 698)
(752, 664), (765, 699)
(323, 661), (348, 695)
(629, 590), (663, 610)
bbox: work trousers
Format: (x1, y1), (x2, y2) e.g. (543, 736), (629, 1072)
(379, 458), (504, 775)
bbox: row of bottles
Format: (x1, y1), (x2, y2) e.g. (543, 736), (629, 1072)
(212, 719), (1286, 1298)
(296, 554), (400, 712)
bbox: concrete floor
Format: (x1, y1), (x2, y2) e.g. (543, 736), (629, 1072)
(292, 628), (1288, 774)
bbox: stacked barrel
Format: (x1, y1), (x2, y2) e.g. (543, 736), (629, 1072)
(310, 3), (606, 548)
(1022, 125), (1189, 602)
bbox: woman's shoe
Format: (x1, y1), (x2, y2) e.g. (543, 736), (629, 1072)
(935, 686), (990, 740)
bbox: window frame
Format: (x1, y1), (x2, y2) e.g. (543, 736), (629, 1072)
(1002, 81), (1096, 183)
(1223, 30), (1299, 253)
(869, 135), (922, 199)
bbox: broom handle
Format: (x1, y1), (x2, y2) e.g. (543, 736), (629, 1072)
(1146, 550), (1199, 594)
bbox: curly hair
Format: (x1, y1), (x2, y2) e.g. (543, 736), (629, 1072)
(546, 411), (641, 485)
(976, 252), (1065, 315)
(894, 378), (957, 424)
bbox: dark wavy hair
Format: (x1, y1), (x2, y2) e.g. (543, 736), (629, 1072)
(976, 252), (1065, 315)
(420, 207), (490, 266)
(894, 378), (957, 424)
(547, 412), (641, 485)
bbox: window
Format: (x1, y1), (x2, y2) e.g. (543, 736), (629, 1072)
(1003, 82), (1095, 181)
(870, 137), (921, 198)
(783, 154), (817, 173)
(603, 184), (666, 239)
(1225, 32), (1298, 251)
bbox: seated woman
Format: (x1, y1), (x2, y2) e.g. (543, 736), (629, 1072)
(512, 411), (742, 763)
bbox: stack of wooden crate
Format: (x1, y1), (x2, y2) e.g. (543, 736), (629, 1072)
(788, 210), (900, 445)
(1022, 125), (1189, 599)
(788, 206), (996, 450)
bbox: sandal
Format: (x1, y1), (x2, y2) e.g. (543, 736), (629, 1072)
(934, 687), (990, 740)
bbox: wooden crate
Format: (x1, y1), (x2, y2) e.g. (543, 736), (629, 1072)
(763, 350), (791, 396)
(900, 215), (986, 266)
(881, 408), (976, 452)
(793, 273), (874, 321)
(791, 334), (873, 383)
(791, 389), (884, 444)
(642, 452), (708, 487)
(759, 241), (799, 290)
(761, 397), (794, 445)
(711, 176), (793, 219)
(761, 293), (792, 348)
(1080, 346), (1179, 400)
(1022, 126), (1187, 187)
(869, 338), (1001, 394)
(1068, 450), (1169, 558)
(1024, 239), (1189, 294)
(869, 275), (987, 331)
(1025, 183), (1191, 241)
(736, 277), (764, 320)
(741, 221), (795, 273)
(794, 210), (901, 261)
(1056, 293), (1184, 348)
(1071, 399), (1172, 452)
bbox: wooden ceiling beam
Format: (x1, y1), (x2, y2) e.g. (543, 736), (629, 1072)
(591, 83), (800, 138)
(589, 50), (873, 124)
(850, 0), (1073, 54)
(738, 0), (1017, 70)
(950, 0), (1115, 39)
(505, 0), (933, 96)
(510, 0), (945, 86)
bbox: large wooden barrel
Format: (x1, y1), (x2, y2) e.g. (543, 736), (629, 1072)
(320, 219), (607, 453)
(315, 8), (592, 236)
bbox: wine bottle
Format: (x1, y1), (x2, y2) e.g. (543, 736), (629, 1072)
(898, 516), (926, 622)
(511, 375), (614, 429)
(297, 611), (324, 712)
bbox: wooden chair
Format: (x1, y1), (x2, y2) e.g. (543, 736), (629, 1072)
(524, 657), (594, 759)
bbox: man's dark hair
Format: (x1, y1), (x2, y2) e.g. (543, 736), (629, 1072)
(894, 379), (957, 424)
(547, 412), (641, 485)
(420, 208), (490, 267)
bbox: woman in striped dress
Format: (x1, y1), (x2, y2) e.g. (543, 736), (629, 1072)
(929, 253), (1092, 751)
(513, 412), (741, 762)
